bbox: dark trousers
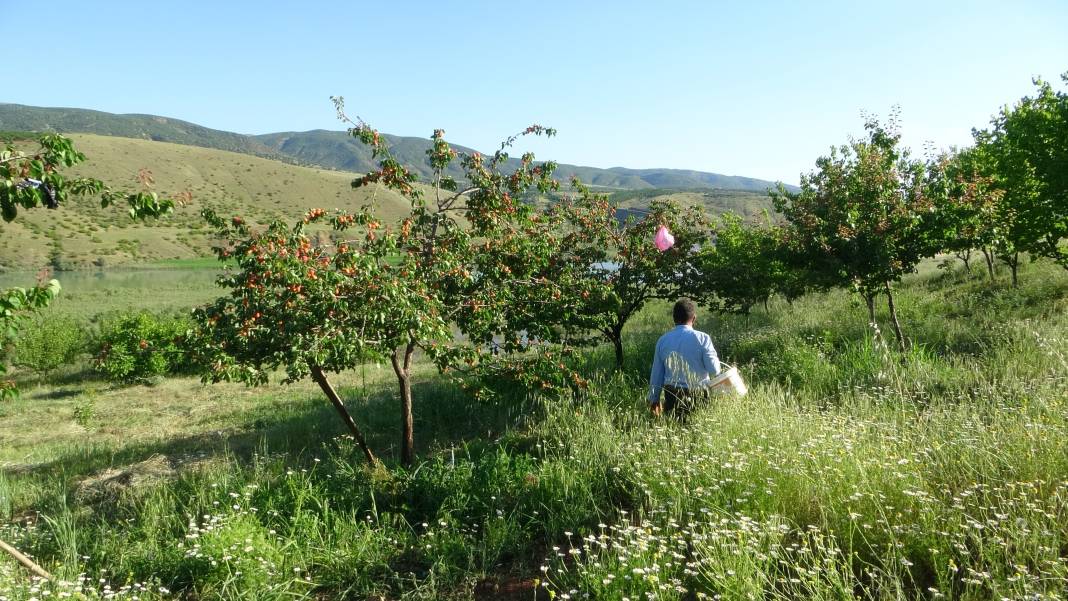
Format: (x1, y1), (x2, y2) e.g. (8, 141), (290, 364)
(663, 385), (705, 421)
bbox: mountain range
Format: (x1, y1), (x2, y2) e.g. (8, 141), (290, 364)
(0, 103), (792, 193)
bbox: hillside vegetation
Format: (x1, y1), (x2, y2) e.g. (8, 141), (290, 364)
(0, 134), (415, 270)
(0, 259), (1065, 600)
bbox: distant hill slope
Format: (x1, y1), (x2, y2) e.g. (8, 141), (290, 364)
(0, 103), (281, 159)
(1, 103), (794, 193)
(607, 187), (778, 223)
(0, 134), (415, 271)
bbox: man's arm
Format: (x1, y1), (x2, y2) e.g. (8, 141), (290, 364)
(648, 340), (665, 405)
(702, 335), (721, 376)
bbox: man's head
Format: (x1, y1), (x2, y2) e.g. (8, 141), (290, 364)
(673, 298), (696, 325)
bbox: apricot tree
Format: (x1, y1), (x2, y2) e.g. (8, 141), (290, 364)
(194, 100), (603, 466)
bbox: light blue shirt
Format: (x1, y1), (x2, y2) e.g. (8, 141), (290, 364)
(648, 324), (721, 404)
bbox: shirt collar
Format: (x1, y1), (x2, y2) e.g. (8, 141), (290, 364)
(674, 324), (693, 330)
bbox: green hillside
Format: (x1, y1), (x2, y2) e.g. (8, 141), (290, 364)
(0, 134), (415, 271)
(0, 103), (796, 193)
(0, 104), (281, 159)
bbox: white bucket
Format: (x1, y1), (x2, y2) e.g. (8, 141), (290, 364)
(708, 364), (748, 396)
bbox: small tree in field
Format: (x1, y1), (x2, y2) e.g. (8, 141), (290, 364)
(687, 213), (803, 317)
(976, 74), (1068, 280)
(555, 180), (708, 369)
(771, 116), (930, 351)
(0, 134), (174, 400)
(923, 145), (1005, 280)
(194, 100), (602, 466)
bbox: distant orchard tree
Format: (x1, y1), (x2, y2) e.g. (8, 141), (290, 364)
(687, 213), (805, 317)
(976, 74), (1068, 279)
(923, 145), (1005, 281)
(557, 180), (708, 369)
(771, 115), (930, 351)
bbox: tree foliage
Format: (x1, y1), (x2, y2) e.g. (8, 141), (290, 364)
(193, 100), (605, 466)
(556, 180), (708, 368)
(687, 213), (804, 317)
(923, 145), (1005, 279)
(771, 115), (931, 349)
(976, 74), (1068, 273)
(1, 133), (174, 222)
(0, 280), (60, 400)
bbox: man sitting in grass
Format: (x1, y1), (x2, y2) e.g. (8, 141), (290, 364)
(648, 298), (721, 420)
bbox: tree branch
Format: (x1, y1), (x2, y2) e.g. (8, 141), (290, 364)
(0, 538), (53, 582)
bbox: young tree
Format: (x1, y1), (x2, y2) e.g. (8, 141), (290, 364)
(687, 213), (804, 317)
(556, 181), (708, 369)
(771, 116), (930, 351)
(977, 74), (1068, 279)
(194, 101), (602, 466)
(0, 134), (175, 399)
(923, 145), (1004, 281)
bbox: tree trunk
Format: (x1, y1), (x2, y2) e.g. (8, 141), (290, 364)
(1009, 252), (1019, 288)
(0, 538), (53, 581)
(885, 281), (906, 352)
(763, 296), (770, 313)
(309, 363), (377, 465)
(391, 341), (417, 467)
(956, 249), (972, 271)
(608, 324), (625, 370)
(864, 293), (876, 325)
(982, 248), (996, 282)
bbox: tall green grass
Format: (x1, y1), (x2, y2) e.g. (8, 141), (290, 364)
(1, 259), (1066, 599)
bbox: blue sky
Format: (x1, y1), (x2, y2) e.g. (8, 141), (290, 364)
(3, 0), (1066, 184)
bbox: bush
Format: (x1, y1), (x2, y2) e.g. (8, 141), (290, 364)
(11, 313), (89, 376)
(93, 312), (191, 384)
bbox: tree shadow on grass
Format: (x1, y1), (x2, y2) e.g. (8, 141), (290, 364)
(2, 376), (532, 490)
(26, 388), (82, 401)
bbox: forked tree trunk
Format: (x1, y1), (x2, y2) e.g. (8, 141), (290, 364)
(885, 281), (906, 352)
(864, 293), (877, 325)
(956, 249), (972, 271)
(391, 341), (417, 467)
(982, 248), (996, 282)
(1007, 252), (1019, 288)
(309, 363), (377, 465)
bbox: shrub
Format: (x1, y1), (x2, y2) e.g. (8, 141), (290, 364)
(93, 312), (191, 384)
(11, 313), (89, 376)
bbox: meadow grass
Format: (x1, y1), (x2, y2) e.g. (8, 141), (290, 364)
(0, 259), (1066, 599)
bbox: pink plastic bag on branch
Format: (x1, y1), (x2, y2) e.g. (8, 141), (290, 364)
(654, 225), (675, 252)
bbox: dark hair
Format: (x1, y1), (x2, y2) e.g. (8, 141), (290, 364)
(673, 298), (696, 325)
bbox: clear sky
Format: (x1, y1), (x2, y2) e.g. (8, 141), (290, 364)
(3, 0), (1066, 184)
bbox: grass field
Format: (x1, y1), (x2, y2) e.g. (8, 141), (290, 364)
(0, 258), (1066, 599)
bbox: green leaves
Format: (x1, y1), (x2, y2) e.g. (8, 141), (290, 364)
(688, 214), (795, 316)
(772, 117), (930, 296)
(1, 134), (177, 222)
(976, 74), (1068, 268)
